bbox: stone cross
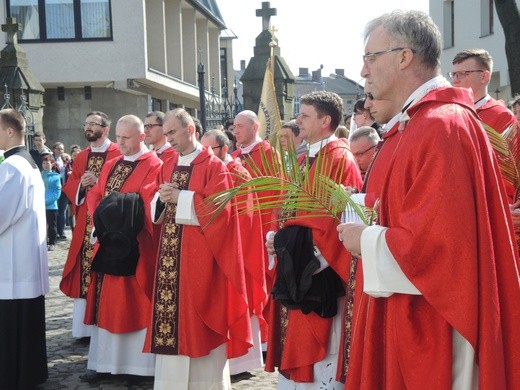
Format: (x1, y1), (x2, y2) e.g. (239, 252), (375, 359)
(256, 2), (277, 31)
(2, 17), (21, 45)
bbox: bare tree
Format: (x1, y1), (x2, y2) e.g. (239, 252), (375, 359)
(495, 0), (520, 96)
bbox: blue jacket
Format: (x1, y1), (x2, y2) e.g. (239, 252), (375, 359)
(41, 170), (61, 210)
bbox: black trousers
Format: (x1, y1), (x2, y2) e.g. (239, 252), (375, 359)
(57, 192), (68, 236)
(46, 209), (58, 245)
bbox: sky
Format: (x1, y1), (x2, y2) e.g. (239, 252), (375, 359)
(217, 0), (429, 81)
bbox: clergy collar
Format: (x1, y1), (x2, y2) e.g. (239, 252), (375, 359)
(178, 143), (203, 166)
(474, 94), (491, 109)
(123, 146), (149, 162)
(223, 154), (234, 165)
(90, 138), (111, 153)
(308, 134), (337, 157)
(239, 137), (262, 154)
(155, 142), (171, 154)
(3, 144), (25, 158)
(381, 112), (401, 133)
(399, 75), (451, 129)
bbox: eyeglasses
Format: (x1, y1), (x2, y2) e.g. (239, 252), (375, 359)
(84, 121), (103, 128)
(362, 47), (415, 63)
(447, 70), (485, 80)
(353, 145), (376, 158)
(144, 123), (163, 130)
(365, 92), (374, 100)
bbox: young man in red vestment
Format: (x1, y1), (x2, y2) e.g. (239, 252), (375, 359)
(337, 11), (520, 389)
(145, 108), (251, 389)
(144, 111), (177, 163)
(60, 111), (120, 341)
(201, 129), (268, 376)
(450, 49), (516, 134)
(265, 91), (362, 389)
(80, 115), (162, 383)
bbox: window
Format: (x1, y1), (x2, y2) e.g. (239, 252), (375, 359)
(480, 0), (494, 36)
(443, 0), (454, 48)
(8, 0), (112, 41)
(220, 48), (228, 94)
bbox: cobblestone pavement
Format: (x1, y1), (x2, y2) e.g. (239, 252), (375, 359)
(39, 229), (278, 389)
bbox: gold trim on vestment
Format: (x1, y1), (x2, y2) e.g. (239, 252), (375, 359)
(152, 168), (191, 354)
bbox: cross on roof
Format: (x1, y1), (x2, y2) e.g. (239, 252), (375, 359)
(2, 17), (21, 45)
(256, 2), (277, 31)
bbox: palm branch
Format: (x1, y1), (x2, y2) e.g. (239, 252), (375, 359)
(206, 137), (373, 226)
(484, 122), (520, 192)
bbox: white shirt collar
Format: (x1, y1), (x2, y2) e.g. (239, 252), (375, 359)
(223, 154), (234, 165)
(123, 145), (149, 162)
(308, 134), (337, 157)
(474, 94), (491, 109)
(90, 138), (111, 153)
(155, 142), (171, 154)
(399, 75), (452, 128)
(239, 137), (262, 154)
(178, 143), (203, 166)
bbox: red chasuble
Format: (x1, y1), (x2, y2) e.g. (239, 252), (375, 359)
(232, 140), (281, 322)
(227, 157), (269, 341)
(60, 143), (120, 299)
(345, 87), (520, 389)
(144, 148), (252, 359)
(477, 97), (516, 134)
(83, 152), (162, 333)
(264, 138), (362, 383)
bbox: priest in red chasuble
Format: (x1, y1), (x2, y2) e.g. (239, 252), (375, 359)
(264, 91), (362, 389)
(60, 111), (120, 341)
(201, 129), (268, 376)
(80, 115), (162, 382)
(145, 108), (251, 389)
(231, 110), (281, 336)
(338, 11), (520, 389)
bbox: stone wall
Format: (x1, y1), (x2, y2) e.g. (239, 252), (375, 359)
(42, 87), (148, 150)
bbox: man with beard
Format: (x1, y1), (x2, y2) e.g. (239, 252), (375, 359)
(60, 111), (120, 342)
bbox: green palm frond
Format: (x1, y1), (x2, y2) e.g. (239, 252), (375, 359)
(205, 137), (372, 226)
(484, 122), (520, 191)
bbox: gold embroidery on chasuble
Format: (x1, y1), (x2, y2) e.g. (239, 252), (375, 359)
(92, 159), (138, 323)
(79, 152), (109, 298)
(151, 166), (192, 354)
(104, 160), (138, 196)
(339, 256), (357, 383)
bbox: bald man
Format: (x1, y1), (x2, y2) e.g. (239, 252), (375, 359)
(80, 115), (162, 383)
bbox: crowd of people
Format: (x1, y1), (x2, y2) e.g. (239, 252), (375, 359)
(2, 9), (520, 390)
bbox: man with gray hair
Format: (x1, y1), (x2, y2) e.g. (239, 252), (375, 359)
(348, 126), (380, 181)
(337, 10), (520, 389)
(146, 109), (251, 389)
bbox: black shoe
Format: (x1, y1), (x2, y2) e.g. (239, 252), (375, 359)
(122, 374), (154, 386)
(230, 371), (254, 382)
(79, 371), (111, 383)
(75, 336), (90, 345)
(57, 235), (67, 241)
